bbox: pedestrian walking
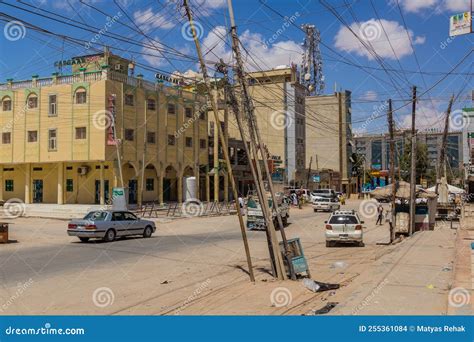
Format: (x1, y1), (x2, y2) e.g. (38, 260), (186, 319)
(376, 204), (384, 225)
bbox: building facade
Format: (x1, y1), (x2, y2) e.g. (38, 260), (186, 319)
(305, 91), (353, 193)
(0, 51), (208, 205)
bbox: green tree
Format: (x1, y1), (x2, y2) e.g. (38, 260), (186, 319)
(399, 141), (429, 183)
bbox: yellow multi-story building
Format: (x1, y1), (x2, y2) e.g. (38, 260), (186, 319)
(0, 51), (208, 205)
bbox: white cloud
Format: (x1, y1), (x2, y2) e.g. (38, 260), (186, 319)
(398, 102), (444, 130)
(359, 90), (378, 101)
(442, 0), (470, 12)
(141, 39), (168, 67)
(334, 19), (425, 60)
(201, 26), (303, 71)
(133, 7), (175, 32)
(392, 0), (437, 13)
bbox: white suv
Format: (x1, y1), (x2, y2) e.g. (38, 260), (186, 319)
(312, 197), (340, 212)
(324, 210), (364, 247)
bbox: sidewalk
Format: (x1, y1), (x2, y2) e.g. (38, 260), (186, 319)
(332, 224), (463, 315)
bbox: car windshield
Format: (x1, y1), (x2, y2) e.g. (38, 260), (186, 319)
(316, 198), (330, 202)
(83, 211), (108, 221)
(329, 215), (359, 224)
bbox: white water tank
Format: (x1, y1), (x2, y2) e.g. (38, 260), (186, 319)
(184, 176), (197, 201)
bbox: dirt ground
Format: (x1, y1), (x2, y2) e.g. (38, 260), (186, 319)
(0, 199), (465, 315)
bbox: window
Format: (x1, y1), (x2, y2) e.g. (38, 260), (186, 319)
(111, 212), (124, 221)
(27, 95), (38, 109)
(75, 89), (87, 104)
(124, 129), (134, 141)
(123, 212), (137, 221)
(2, 132), (11, 144)
(48, 129), (57, 151)
(168, 134), (175, 146)
(49, 94), (57, 115)
(66, 179), (73, 192)
(146, 178), (154, 191)
(147, 99), (156, 110)
(27, 130), (38, 143)
(2, 97), (11, 111)
(185, 137), (193, 147)
(167, 103), (176, 115)
(199, 109), (206, 120)
(200, 139), (206, 149)
(75, 127), (86, 139)
(5, 179), (13, 192)
(147, 131), (156, 144)
(125, 94), (134, 106)
(185, 107), (193, 118)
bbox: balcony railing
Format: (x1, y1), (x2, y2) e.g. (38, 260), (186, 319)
(0, 70), (205, 102)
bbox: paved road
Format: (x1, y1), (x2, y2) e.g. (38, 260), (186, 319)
(0, 200), (455, 315)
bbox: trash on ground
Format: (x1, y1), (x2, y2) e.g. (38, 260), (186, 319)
(160, 280), (170, 284)
(330, 261), (347, 269)
(312, 302), (338, 315)
(303, 278), (340, 293)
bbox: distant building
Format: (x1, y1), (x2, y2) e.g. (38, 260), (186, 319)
(305, 91), (354, 193)
(354, 130), (463, 179)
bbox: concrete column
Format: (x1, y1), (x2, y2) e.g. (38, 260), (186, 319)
(195, 167), (200, 201)
(99, 163), (105, 205)
(24, 164), (31, 204)
(57, 162), (64, 205)
(205, 172), (210, 202)
(158, 173), (164, 205)
(224, 172), (229, 202)
(177, 174), (183, 203)
(0, 167), (4, 202)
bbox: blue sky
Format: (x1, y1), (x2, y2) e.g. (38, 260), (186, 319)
(0, 0), (472, 133)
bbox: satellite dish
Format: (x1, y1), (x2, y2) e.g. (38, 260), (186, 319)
(304, 73), (311, 80)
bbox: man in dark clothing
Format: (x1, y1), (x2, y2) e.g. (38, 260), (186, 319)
(376, 204), (384, 225)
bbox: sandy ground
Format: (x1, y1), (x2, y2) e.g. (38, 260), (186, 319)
(0, 199), (465, 315)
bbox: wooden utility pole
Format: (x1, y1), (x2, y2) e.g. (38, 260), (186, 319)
(217, 60), (278, 276)
(227, 0), (289, 280)
(409, 86), (417, 236)
(387, 99), (396, 243)
(306, 156), (313, 189)
(436, 95), (455, 195)
(182, 0), (255, 282)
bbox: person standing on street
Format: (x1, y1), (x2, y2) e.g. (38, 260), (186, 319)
(376, 204), (384, 225)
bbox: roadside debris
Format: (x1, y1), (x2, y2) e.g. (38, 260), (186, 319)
(311, 302), (338, 315)
(303, 278), (340, 293)
(330, 261), (347, 269)
(160, 280), (170, 284)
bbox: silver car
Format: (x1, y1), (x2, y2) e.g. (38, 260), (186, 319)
(67, 210), (156, 242)
(324, 210), (364, 247)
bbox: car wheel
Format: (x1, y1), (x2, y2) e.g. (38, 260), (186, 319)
(143, 225), (153, 238)
(103, 229), (116, 242)
(358, 241), (365, 247)
(326, 241), (332, 247)
(79, 237), (89, 243)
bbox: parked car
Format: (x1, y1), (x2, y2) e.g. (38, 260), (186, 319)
(311, 189), (337, 201)
(67, 210), (156, 242)
(312, 197), (340, 212)
(324, 210), (364, 247)
(287, 188), (311, 202)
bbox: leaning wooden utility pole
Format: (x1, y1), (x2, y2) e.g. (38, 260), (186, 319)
(409, 86), (417, 236)
(182, 0), (255, 282)
(217, 60), (278, 276)
(227, 0), (290, 280)
(436, 95), (454, 195)
(387, 99), (396, 243)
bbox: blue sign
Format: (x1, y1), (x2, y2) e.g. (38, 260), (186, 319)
(312, 175), (321, 183)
